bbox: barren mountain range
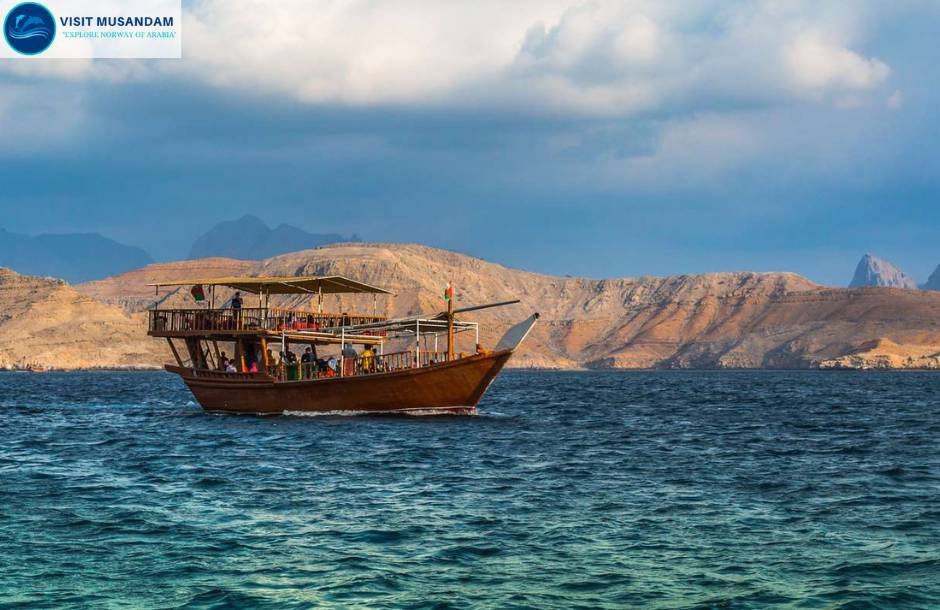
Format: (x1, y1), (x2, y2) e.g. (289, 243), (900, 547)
(4, 243), (940, 371)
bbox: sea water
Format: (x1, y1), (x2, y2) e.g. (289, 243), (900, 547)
(1, 371), (938, 608)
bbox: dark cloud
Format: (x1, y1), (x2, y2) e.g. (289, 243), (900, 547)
(0, 4), (938, 286)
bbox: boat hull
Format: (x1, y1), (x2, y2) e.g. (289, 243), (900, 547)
(167, 350), (514, 415)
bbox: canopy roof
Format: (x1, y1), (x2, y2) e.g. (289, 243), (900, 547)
(149, 275), (393, 295)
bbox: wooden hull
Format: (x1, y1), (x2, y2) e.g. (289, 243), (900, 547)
(167, 350), (514, 415)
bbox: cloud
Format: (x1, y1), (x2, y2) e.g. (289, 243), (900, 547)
(785, 32), (890, 92)
(0, 1), (896, 119)
(173, 1), (896, 116)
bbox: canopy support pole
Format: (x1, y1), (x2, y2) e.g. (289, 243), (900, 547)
(260, 337), (269, 374)
(416, 320), (421, 367)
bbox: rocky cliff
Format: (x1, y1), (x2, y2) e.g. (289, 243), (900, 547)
(76, 243), (940, 370)
(0, 268), (167, 370)
(924, 265), (940, 291)
(849, 253), (918, 289)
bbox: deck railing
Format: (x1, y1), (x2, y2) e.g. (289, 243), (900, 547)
(148, 308), (386, 335)
(276, 350), (449, 381)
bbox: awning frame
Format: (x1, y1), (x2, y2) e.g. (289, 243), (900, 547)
(148, 275), (393, 295)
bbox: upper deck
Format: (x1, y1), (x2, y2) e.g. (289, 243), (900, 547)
(146, 274), (393, 343)
(148, 307), (388, 340)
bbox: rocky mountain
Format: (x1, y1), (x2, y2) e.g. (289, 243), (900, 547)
(0, 228), (153, 283)
(849, 253), (918, 289)
(924, 265), (940, 291)
(0, 268), (167, 370)
(77, 243), (940, 370)
(188, 215), (358, 260)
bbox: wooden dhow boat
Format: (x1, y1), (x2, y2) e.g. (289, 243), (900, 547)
(147, 276), (538, 415)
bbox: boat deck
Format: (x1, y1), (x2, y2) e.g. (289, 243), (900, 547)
(148, 307), (388, 341)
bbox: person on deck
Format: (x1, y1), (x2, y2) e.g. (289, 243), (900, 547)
(301, 347), (313, 378)
(327, 355), (338, 376)
(361, 345), (375, 373)
(219, 351), (229, 371)
(342, 343), (358, 376)
(230, 291), (243, 329)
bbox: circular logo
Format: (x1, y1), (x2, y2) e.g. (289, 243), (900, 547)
(4, 2), (55, 55)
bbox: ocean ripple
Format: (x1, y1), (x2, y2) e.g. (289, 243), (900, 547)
(0, 370), (938, 608)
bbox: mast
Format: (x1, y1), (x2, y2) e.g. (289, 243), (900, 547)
(447, 290), (455, 361)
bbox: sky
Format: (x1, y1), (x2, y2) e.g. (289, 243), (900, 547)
(1, 0), (938, 286)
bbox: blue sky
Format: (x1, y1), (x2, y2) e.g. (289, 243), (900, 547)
(1, 0), (938, 285)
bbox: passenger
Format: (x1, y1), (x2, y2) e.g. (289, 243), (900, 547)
(327, 355), (338, 376)
(229, 291), (243, 330)
(249, 361), (258, 373)
(225, 361), (237, 373)
(342, 343), (357, 376)
(301, 347), (313, 378)
(219, 351), (229, 371)
(361, 345), (375, 373)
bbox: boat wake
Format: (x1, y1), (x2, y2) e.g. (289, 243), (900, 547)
(282, 407), (477, 417)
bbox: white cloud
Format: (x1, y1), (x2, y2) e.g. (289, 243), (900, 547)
(785, 32), (890, 92)
(0, 1), (896, 118)
(166, 0), (894, 116)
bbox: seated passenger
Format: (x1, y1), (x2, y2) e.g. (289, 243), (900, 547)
(225, 362), (237, 373)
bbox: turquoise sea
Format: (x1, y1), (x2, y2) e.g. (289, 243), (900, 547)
(1, 371), (939, 609)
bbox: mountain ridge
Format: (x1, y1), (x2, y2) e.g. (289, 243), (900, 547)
(75, 243), (940, 370)
(0, 228), (153, 284)
(188, 215), (359, 260)
(0, 267), (166, 370)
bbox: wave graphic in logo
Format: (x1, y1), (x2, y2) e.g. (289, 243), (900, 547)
(4, 2), (55, 55)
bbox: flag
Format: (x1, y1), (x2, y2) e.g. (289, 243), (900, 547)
(444, 282), (454, 302)
(190, 284), (206, 302)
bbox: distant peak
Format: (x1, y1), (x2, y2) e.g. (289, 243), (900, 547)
(230, 214), (268, 227)
(849, 253), (917, 289)
(188, 216), (358, 261)
(925, 264), (940, 291)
